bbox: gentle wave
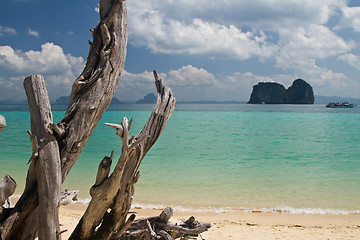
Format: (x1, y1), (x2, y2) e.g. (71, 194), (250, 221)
(75, 198), (360, 215)
(265, 206), (360, 215)
(131, 204), (360, 215)
(8, 195), (359, 215)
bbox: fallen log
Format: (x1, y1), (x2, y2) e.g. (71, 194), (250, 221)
(121, 207), (211, 240)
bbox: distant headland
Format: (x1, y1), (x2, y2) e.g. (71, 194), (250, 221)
(248, 79), (314, 104)
(136, 93), (157, 104)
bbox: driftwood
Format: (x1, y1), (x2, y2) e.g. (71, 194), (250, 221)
(0, 114), (6, 133)
(69, 70), (176, 240)
(24, 74), (62, 240)
(121, 207), (211, 240)
(60, 190), (79, 206)
(0, 119), (14, 212)
(0, 175), (16, 211)
(0, 0), (127, 239)
(0, 0), (210, 239)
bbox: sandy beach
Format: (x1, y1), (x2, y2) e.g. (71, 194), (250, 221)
(59, 202), (360, 239)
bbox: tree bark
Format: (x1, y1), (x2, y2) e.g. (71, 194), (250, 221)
(24, 74), (62, 240)
(69, 71), (176, 239)
(0, 1), (206, 239)
(59, 0), (127, 181)
(0, 0), (127, 239)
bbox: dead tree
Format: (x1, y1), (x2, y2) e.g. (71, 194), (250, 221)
(0, 0), (127, 239)
(69, 71), (176, 240)
(0, 0), (210, 239)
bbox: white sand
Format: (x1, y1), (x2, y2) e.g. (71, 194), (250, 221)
(59, 203), (360, 239)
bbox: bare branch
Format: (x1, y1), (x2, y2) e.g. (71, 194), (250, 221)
(70, 73), (176, 239)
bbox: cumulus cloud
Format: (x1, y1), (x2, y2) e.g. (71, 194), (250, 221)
(276, 24), (354, 69)
(128, 6), (278, 60)
(0, 42), (84, 100)
(125, 0), (359, 99)
(28, 28), (39, 38)
(117, 63), (359, 102)
(127, 0), (354, 65)
(336, 6), (360, 32)
(116, 66), (293, 102)
(166, 65), (216, 87)
(128, 0), (344, 29)
(117, 66), (218, 101)
(0, 26), (16, 36)
(339, 53), (360, 71)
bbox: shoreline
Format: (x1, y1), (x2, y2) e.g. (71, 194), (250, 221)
(10, 195), (360, 215)
(59, 202), (360, 240)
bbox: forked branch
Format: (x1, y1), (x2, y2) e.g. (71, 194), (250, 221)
(70, 71), (176, 240)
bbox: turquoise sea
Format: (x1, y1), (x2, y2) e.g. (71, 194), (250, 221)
(1, 104), (359, 214)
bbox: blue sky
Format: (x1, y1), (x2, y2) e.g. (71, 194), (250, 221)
(1, 0), (360, 102)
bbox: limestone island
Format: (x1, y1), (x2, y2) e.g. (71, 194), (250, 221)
(248, 79), (314, 104)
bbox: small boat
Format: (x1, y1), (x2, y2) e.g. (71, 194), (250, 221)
(326, 102), (356, 108)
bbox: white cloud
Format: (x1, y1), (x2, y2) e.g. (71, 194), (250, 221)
(336, 6), (360, 32)
(129, 9), (278, 60)
(123, 0), (360, 99)
(128, 0), (345, 29)
(0, 42), (84, 75)
(0, 26), (16, 36)
(2, 0), (359, 101)
(127, 0), (353, 64)
(276, 24), (354, 69)
(289, 59), (360, 97)
(28, 28), (39, 38)
(339, 53), (360, 71)
(117, 63), (360, 102)
(0, 43), (85, 100)
(116, 66), (294, 101)
(117, 66), (218, 101)
(166, 65), (216, 87)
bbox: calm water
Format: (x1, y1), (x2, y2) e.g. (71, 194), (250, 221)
(1, 104), (359, 213)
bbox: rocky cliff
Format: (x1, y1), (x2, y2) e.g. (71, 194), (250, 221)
(248, 79), (314, 104)
(286, 79), (314, 104)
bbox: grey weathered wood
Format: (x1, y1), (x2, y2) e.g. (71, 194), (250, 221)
(60, 189), (79, 206)
(0, 114), (6, 133)
(69, 71), (176, 240)
(24, 74), (62, 240)
(122, 207), (211, 240)
(0, 175), (16, 210)
(59, 0), (127, 182)
(0, 1), (204, 239)
(159, 207), (173, 223)
(0, 0), (127, 239)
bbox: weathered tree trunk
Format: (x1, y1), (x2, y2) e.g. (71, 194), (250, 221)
(0, 0), (127, 239)
(69, 71), (176, 240)
(0, 1), (210, 239)
(24, 75), (62, 240)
